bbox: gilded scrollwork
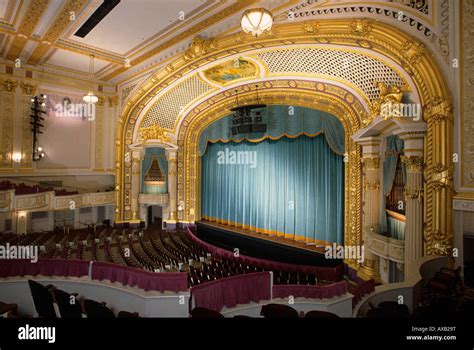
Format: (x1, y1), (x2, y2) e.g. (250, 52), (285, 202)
(0, 79), (18, 93)
(350, 19), (373, 36)
(370, 82), (405, 120)
(115, 19), (453, 260)
(424, 97), (453, 123)
(20, 82), (37, 96)
(401, 155), (424, 172)
(184, 36), (216, 61)
(138, 125), (171, 143)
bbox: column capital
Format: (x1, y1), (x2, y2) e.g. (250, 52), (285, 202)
(401, 155), (424, 172)
(129, 146), (145, 161)
(362, 157), (380, 170)
(357, 137), (382, 159)
(165, 148), (178, 161)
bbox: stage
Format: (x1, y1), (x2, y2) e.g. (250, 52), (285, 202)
(196, 220), (341, 268)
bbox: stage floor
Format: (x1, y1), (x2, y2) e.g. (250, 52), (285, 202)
(197, 220), (338, 266)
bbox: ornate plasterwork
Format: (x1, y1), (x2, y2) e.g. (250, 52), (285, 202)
(20, 82), (37, 96)
(15, 193), (52, 211)
(0, 79), (18, 92)
(362, 157), (380, 170)
(177, 81), (363, 265)
(116, 19), (453, 258)
(6, 0), (50, 61)
(138, 125), (171, 143)
(461, 0), (474, 188)
(184, 36), (217, 61)
(365, 228), (405, 263)
(27, 0), (89, 65)
(401, 155), (424, 172)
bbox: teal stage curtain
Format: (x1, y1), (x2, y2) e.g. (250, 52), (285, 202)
(198, 105), (345, 156)
(380, 135), (405, 234)
(201, 135), (344, 245)
(387, 217), (406, 240)
(142, 147), (168, 194)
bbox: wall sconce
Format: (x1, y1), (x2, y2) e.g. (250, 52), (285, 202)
(12, 152), (22, 163)
(33, 146), (45, 161)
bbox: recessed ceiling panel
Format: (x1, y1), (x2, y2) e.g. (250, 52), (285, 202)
(69, 0), (211, 55)
(47, 49), (109, 73)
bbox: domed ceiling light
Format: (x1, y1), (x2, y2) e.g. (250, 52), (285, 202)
(241, 8), (273, 37)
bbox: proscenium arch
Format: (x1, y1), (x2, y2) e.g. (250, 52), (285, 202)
(116, 19), (453, 256)
(177, 81), (363, 258)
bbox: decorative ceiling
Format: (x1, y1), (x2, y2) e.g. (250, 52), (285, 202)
(0, 0), (445, 86)
(137, 47), (408, 133)
(0, 0), (291, 82)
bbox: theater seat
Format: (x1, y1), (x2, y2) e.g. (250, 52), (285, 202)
(0, 301), (17, 318)
(51, 288), (83, 318)
(27, 280), (57, 318)
(304, 310), (340, 319)
(84, 299), (115, 318)
(118, 311), (140, 318)
(260, 303), (299, 318)
(190, 307), (224, 319)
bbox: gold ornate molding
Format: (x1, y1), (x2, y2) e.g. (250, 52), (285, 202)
(138, 125), (171, 143)
(103, 0), (255, 80)
(184, 36), (217, 61)
(6, 0), (49, 61)
(401, 155), (424, 172)
(350, 19), (373, 36)
(115, 19), (453, 259)
(362, 157), (380, 170)
(364, 180), (380, 191)
(176, 81), (363, 267)
(401, 40), (426, 66)
(96, 96), (106, 107)
(108, 96), (119, 107)
(303, 21), (320, 34)
(0, 79), (18, 92)
(370, 82), (405, 120)
(424, 97), (453, 123)
(404, 187), (423, 202)
(20, 82), (37, 95)
(27, 0), (89, 65)
(428, 163), (454, 192)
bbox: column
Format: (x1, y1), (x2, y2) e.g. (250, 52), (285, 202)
(165, 148), (178, 227)
(130, 147), (144, 222)
(359, 138), (382, 278)
(398, 132), (425, 277)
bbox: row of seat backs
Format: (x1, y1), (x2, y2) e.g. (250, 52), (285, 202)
(190, 304), (340, 319)
(27, 280), (139, 318)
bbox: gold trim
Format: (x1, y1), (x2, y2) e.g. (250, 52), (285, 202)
(115, 19), (453, 259)
(28, 0), (89, 65)
(103, 0), (257, 81)
(5, 0), (49, 61)
(202, 216), (332, 246)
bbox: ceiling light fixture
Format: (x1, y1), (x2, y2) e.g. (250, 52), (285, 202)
(241, 8), (273, 37)
(83, 55), (99, 104)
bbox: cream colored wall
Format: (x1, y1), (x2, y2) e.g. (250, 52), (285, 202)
(0, 64), (118, 190)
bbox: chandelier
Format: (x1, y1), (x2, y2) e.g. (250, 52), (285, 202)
(83, 54), (98, 104)
(241, 8), (273, 37)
